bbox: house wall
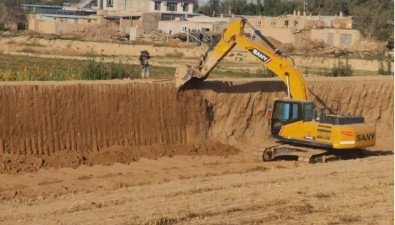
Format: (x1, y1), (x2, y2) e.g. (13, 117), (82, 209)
(311, 29), (360, 48)
(119, 17), (142, 32)
(259, 28), (295, 44)
(141, 13), (161, 33)
(28, 14), (100, 35)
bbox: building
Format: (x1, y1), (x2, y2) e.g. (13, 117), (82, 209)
(247, 11), (360, 49)
(92, 0), (195, 16)
(26, 0), (199, 39)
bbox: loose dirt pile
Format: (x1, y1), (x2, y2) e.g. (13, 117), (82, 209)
(0, 142), (238, 174)
(0, 77), (393, 173)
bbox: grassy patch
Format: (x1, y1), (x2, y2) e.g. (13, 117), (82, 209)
(0, 53), (175, 81)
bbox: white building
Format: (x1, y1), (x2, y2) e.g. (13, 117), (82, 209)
(92, 0), (195, 15)
(25, 0), (199, 39)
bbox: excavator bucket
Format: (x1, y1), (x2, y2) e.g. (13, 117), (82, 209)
(175, 64), (204, 90)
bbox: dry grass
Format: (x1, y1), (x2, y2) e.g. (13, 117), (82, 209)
(164, 50), (184, 58)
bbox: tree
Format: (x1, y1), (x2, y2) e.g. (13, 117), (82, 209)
(198, 0), (221, 16)
(347, 0), (394, 41)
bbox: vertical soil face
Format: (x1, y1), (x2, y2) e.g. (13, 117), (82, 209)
(0, 82), (209, 155)
(0, 77), (393, 173)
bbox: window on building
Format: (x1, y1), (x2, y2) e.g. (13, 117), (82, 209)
(182, 26), (187, 32)
(285, 20), (289, 28)
(271, 19), (276, 27)
(167, 2), (177, 11)
(182, 3), (189, 12)
(294, 20), (298, 27)
(107, 0), (113, 7)
(154, 1), (161, 11)
(92, 0), (98, 7)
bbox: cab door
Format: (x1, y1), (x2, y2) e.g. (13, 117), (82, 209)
(271, 101), (302, 135)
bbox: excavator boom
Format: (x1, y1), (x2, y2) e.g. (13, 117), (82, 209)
(176, 18), (308, 100)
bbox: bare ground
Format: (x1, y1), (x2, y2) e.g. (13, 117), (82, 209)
(0, 153), (393, 225)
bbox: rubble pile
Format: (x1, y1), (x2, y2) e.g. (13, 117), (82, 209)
(138, 30), (166, 42)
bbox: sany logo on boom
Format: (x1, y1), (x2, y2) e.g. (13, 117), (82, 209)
(250, 48), (271, 63)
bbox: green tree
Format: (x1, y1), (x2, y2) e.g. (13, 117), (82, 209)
(198, 0), (221, 16)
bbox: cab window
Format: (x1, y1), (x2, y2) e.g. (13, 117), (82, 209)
(273, 102), (300, 122)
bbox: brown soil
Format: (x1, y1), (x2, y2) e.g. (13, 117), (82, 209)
(0, 77), (393, 224)
(0, 142), (239, 174)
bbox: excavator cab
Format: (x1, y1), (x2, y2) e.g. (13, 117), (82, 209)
(271, 99), (315, 136)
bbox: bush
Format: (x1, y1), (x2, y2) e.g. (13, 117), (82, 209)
(129, 65), (141, 79)
(109, 60), (129, 79)
(329, 59), (353, 77)
(378, 56), (393, 76)
(80, 57), (108, 80)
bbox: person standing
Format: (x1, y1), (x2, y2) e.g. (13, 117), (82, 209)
(139, 50), (150, 79)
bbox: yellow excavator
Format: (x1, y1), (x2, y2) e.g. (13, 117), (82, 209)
(176, 18), (376, 162)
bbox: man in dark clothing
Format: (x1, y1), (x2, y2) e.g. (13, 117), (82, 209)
(139, 50), (151, 79)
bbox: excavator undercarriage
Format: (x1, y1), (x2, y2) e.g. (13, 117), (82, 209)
(261, 144), (363, 163)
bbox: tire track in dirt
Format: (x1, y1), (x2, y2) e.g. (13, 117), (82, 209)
(0, 156), (392, 225)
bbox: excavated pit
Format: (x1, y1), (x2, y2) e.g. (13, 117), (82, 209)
(0, 77), (393, 173)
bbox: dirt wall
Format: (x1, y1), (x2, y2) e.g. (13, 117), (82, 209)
(0, 82), (209, 156)
(0, 77), (393, 172)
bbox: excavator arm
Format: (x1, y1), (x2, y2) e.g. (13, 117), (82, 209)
(175, 18), (308, 100)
